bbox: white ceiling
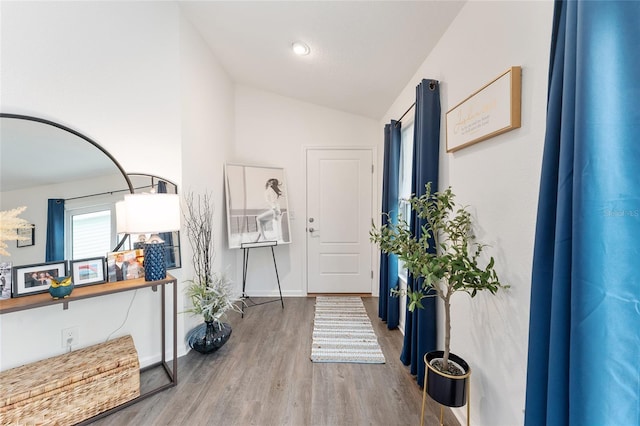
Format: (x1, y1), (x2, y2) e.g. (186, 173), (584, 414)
(179, 1), (466, 120)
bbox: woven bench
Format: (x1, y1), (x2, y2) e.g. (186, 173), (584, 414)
(0, 335), (140, 425)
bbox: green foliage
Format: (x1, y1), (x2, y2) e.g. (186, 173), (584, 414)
(184, 272), (242, 325)
(370, 183), (507, 370)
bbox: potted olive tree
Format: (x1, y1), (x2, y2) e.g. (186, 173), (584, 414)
(183, 192), (242, 354)
(370, 183), (507, 407)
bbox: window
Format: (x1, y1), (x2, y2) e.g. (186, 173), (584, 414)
(66, 205), (117, 260)
(398, 123), (414, 280)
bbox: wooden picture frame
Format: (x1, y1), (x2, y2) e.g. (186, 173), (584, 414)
(224, 163), (292, 249)
(16, 225), (35, 247)
(70, 257), (106, 287)
(121, 231), (181, 271)
(106, 249), (144, 282)
(12, 261), (67, 297)
(446, 66), (522, 153)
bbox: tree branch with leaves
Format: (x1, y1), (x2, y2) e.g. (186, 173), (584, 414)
(371, 183), (507, 372)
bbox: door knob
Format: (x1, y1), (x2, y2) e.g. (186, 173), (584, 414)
(309, 227), (316, 232)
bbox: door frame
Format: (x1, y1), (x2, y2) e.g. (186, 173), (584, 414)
(303, 146), (378, 295)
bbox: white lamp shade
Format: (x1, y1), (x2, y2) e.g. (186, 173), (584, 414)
(115, 200), (128, 234)
(121, 193), (180, 234)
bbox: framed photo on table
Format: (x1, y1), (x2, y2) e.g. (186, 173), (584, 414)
(12, 261), (66, 297)
(106, 249), (144, 282)
(70, 257), (106, 287)
(0, 262), (12, 299)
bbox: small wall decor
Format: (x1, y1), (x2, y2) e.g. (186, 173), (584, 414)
(12, 261), (67, 297)
(70, 257), (106, 287)
(106, 249), (144, 282)
(446, 66), (522, 153)
(16, 224), (35, 248)
(224, 163), (292, 249)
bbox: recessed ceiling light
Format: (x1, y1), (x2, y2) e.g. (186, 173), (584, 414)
(292, 41), (310, 56)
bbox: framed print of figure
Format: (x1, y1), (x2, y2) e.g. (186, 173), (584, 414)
(224, 164), (292, 249)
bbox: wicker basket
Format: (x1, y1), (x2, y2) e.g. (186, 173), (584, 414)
(0, 335), (140, 425)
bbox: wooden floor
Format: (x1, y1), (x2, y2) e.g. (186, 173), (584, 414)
(91, 297), (460, 426)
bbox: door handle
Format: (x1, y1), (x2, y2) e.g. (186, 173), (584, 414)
(308, 227), (318, 233)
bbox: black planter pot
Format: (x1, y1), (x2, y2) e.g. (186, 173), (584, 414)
(425, 350), (471, 408)
(187, 321), (232, 354)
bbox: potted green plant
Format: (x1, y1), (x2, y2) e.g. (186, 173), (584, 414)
(370, 183), (507, 407)
(183, 192), (242, 354)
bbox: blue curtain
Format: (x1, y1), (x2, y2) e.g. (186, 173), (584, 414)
(400, 79), (440, 387)
(378, 120), (401, 329)
(157, 180), (176, 268)
(525, 1), (640, 424)
(45, 199), (65, 262)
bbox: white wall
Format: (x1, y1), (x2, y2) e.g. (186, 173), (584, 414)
(233, 86), (379, 296)
(0, 1), (182, 369)
(381, 1), (554, 425)
(179, 12), (236, 335)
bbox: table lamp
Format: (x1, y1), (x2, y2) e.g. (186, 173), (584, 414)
(119, 193), (180, 281)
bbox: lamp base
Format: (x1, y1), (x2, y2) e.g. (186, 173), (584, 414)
(144, 241), (166, 281)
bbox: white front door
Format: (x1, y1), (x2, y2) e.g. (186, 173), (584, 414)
(306, 148), (374, 293)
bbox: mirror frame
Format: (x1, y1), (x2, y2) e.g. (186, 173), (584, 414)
(1, 112), (134, 252)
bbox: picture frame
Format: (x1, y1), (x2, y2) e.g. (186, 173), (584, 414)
(0, 262), (12, 299)
(12, 261), (66, 297)
(446, 66), (522, 153)
(106, 249), (144, 282)
(70, 257), (106, 287)
(224, 163), (292, 249)
(121, 231), (181, 270)
(16, 225), (35, 247)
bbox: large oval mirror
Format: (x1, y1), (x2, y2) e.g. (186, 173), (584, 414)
(0, 113), (133, 268)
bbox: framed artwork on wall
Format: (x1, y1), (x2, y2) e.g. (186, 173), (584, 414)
(16, 225), (35, 247)
(224, 163), (292, 249)
(446, 66), (522, 153)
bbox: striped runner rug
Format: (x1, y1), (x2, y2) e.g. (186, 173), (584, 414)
(311, 296), (385, 364)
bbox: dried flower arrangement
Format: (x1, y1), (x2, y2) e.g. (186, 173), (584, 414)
(0, 206), (33, 256)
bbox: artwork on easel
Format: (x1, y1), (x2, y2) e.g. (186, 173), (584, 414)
(224, 163), (292, 249)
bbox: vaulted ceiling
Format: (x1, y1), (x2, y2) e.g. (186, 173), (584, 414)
(180, 1), (465, 120)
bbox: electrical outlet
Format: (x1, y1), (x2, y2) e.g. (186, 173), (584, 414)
(61, 326), (79, 348)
